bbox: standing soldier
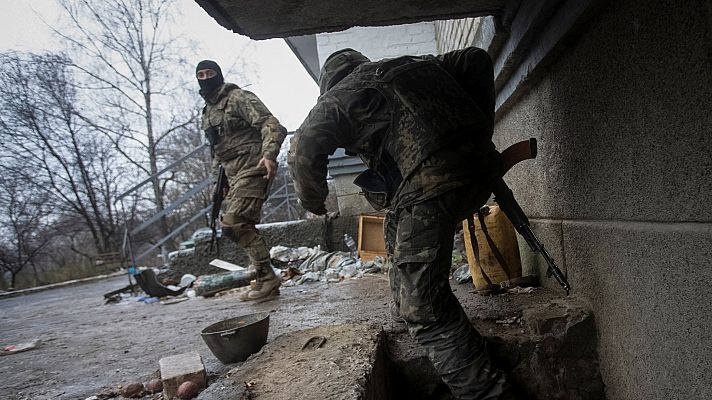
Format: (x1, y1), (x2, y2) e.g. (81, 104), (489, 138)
(288, 48), (517, 399)
(197, 60), (286, 301)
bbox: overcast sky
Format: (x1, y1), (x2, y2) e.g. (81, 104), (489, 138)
(0, 0), (320, 131)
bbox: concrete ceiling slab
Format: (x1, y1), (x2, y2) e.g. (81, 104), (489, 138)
(194, 0), (508, 40)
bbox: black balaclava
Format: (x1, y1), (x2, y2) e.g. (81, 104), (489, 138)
(196, 60), (224, 96)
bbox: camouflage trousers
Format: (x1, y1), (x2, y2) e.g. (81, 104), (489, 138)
(385, 184), (512, 400)
(221, 170), (270, 273)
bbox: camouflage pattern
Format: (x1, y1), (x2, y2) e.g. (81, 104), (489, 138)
(289, 47), (501, 214)
(202, 82), (286, 180)
(290, 47), (515, 399)
(318, 49), (370, 94)
(201, 82), (285, 271)
(387, 185), (513, 399)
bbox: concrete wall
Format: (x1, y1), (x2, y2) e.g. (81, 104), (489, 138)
(316, 23), (438, 215)
(472, 1), (711, 399)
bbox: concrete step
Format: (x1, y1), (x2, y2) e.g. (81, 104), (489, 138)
(197, 290), (604, 399)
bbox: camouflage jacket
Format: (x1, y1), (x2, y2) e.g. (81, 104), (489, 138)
(288, 47), (502, 214)
(202, 83), (286, 179)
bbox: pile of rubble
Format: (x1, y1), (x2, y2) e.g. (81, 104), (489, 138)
(105, 245), (386, 306)
(270, 245), (385, 286)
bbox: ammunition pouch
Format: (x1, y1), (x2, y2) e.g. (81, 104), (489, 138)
(205, 125), (224, 146)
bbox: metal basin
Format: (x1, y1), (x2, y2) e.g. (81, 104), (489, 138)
(201, 312), (269, 364)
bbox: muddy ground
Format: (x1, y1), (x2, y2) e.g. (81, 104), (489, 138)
(0, 273), (395, 400)
(0, 271), (574, 400)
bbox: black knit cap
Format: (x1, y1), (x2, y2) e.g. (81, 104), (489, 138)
(196, 60), (222, 77)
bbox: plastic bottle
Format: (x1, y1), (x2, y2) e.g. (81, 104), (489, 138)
(343, 234), (357, 255)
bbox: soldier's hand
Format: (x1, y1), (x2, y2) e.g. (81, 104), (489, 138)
(257, 157), (277, 180)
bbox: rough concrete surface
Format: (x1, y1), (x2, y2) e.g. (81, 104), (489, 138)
(195, 0), (506, 40)
(0, 274), (389, 400)
(0, 270), (603, 400)
(212, 324), (387, 400)
(492, 1), (712, 399)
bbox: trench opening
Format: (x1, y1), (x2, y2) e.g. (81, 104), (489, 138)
(364, 330), (454, 400)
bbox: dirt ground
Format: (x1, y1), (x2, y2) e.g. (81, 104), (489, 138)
(0, 273), (395, 400)
(0, 269), (579, 400)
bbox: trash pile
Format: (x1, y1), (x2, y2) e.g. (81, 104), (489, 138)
(270, 245), (385, 287)
(1, 339), (41, 356)
(103, 245), (386, 305)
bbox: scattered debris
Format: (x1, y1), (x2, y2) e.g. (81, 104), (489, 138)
(295, 271), (321, 285)
(103, 284), (135, 304)
(506, 286), (538, 295)
(177, 380), (200, 399)
(119, 382), (144, 398)
(137, 296), (160, 304)
(283, 266), (302, 280)
(270, 245), (318, 263)
(193, 270), (256, 297)
(134, 268), (190, 297)
(209, 259), (246, 272)
(495, 315), (522, 325)
(87, 387), (120, 399)
(146, 378), (163, 394)
(161, 297), (189, 305)
(1, 339), (41, 356)
(452, 264), (472, 284)
(272, 246), (384, 286)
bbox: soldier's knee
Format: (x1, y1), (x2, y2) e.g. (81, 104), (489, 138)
(222, 225), (237, 241)
(221, 214), (258, 247)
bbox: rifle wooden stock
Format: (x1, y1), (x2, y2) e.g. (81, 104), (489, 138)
(495, 138), (571, 294)
(501, 138), (537, 174)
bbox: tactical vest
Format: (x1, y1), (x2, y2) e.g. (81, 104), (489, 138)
(201, 85), (263, 162)
(341, 56), (491, 209)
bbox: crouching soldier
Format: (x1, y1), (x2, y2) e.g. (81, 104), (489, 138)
(288, 48), (518, 399)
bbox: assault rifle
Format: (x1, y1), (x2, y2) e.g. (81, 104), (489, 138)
(496, 139), (571, 295)
(210, 165), (229, 257)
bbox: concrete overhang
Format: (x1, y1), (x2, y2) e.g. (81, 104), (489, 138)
(193, 0), (509, 40)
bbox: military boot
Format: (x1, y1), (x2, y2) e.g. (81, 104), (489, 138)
(240, 261), (281, 301)
(389, 301), (406, 325)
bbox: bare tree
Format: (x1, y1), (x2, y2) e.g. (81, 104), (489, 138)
(0, 172), (53, 288)
(0, 52), (121, 259)
(48, 0), (200, 250)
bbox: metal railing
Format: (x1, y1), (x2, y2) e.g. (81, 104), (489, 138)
(118, 144), (302, 265)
